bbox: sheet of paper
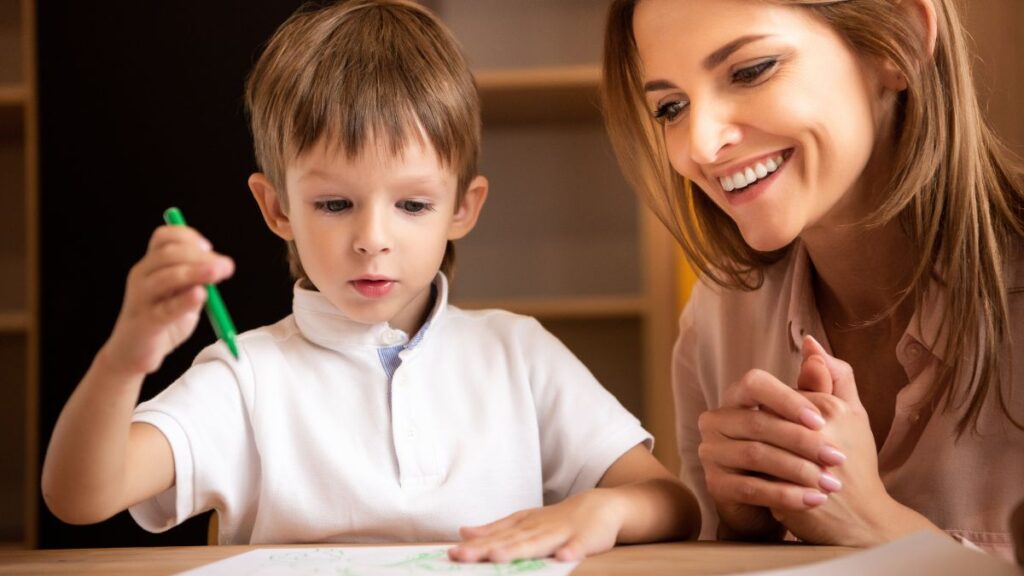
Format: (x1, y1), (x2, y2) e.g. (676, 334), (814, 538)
(179, 544), (579, 576)
(737, 531), (1021, 576)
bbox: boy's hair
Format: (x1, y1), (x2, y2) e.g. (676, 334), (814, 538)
(245, 0), (481, 282)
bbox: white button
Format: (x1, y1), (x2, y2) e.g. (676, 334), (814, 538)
(381, 330), (405, 346)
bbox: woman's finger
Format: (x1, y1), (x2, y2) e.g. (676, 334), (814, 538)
(698, 408), (843, 465)
(707, 468), (829, 511)
(723, 369), (826, 430)
(699, 436), (841, 493)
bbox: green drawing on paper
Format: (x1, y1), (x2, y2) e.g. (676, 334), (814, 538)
(181, 545), (571, 576)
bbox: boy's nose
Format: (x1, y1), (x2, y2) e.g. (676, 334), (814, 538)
(352, 212), (391, 255)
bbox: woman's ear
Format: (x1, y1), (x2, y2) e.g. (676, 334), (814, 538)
(448, 175), (489, 241)
(878, 0), (937, 92)
(249, 173), (295, 241)
(905, 0), (938, 58)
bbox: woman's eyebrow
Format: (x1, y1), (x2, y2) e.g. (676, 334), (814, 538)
(703, 34), (771, 70)
(643, 34), (773, 92)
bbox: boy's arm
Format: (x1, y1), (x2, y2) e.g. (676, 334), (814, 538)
(449, 443), (701, 563)
(41, 351), (175, 524)
(41, 224), (234, 525)
(594, 443), (701, 544)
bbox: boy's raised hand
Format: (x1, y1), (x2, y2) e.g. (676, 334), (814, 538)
(102, 225), (234, 376)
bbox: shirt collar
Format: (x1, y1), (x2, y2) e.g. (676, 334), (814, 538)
(784, 241), (947, 361)
(292, 272), (449, 353)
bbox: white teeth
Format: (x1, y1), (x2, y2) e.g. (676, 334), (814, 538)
(719, 153), (786, 192)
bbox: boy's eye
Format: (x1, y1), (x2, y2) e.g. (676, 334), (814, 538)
(315, 199), (353, 213)
(732, 58), (778, 85)
(653, 99), (689, 126)
(397, 200), (432, 214)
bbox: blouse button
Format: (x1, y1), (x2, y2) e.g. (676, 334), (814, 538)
(381, 330), (405, 346)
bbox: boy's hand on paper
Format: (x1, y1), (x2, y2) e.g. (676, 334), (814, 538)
(448, 489), (622, 563)
(770, 338), (940, 546)
(697, 366), (845, 541)
(102, 225), (234, 377)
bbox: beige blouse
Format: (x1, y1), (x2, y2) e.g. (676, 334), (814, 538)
(673, 241), (1024, 559)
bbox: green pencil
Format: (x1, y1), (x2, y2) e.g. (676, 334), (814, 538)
(162, 207), (239, 359)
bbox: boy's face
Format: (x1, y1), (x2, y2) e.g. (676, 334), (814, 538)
(251, 137), (486, 335)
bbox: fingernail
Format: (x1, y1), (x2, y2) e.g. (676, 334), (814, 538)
(199, 239), (212, 251)
(803, 491), (828, 506)
(819, 472), (842, 493)
(800, 408), (826, 430)
(819, 446), (847, 466)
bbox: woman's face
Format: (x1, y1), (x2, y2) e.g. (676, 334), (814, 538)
(634, 0), (898, 251)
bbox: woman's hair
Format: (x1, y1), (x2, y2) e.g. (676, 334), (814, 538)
(602, 0), (1024, 434)
(245, 0), (481, 282)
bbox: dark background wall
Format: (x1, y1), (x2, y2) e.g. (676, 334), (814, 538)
(37, 2), (303, 547)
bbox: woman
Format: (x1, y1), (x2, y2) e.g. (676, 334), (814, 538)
(602, 0), (1024, 557)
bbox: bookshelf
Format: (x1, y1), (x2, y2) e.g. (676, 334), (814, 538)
(0, 0), (37, 550)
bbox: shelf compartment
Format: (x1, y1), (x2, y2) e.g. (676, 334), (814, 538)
(0, 333), (26, 544)
(0, 136), (25, 311)
(454, 122), (639, 301)
(0, 0), (24, 86)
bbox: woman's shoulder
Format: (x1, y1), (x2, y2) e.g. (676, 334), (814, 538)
(684, 244), (804, 330)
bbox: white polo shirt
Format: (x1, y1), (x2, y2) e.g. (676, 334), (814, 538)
(130, 274), (651, 544)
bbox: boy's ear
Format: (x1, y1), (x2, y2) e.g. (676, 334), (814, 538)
(448, 175), (488, 241)
(249, 172), (294, 241)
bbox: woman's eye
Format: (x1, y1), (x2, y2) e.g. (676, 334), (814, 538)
(398, 200), (432, 214)
(315, 199), (352, 213)
(732, 58), (777, 85)
(653, 99), (688, 126)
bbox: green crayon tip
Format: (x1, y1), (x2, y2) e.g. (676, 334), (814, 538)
(162, 207), (239, 359)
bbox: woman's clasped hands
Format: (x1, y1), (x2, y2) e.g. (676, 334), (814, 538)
(698, 336), (939, 546)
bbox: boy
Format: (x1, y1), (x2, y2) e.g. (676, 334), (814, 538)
(41, 0), (699, 562)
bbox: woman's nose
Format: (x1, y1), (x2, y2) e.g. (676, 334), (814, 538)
(686, 101), (742, 165)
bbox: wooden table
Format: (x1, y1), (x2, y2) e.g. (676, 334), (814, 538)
(0, 541), (852, 575)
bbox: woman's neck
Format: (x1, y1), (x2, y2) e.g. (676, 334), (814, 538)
(802, 217), (915, 334)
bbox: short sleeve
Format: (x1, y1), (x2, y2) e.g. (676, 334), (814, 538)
(128, 344), (259, 537)
(518, 318), (653, 504)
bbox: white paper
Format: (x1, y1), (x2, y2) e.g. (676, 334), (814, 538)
(737, 531), (1021, 576)
(179, 544), (579, 576)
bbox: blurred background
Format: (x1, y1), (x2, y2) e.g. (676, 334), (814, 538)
(0, 0), (1021, 550)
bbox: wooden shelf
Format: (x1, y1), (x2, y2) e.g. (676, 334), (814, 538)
(476, 65), (601, 124)
(0, 83), (26, 136)
(0, 84), (27, 106)
(453, 294), (644, 319)
(0, 311), (28, 333)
